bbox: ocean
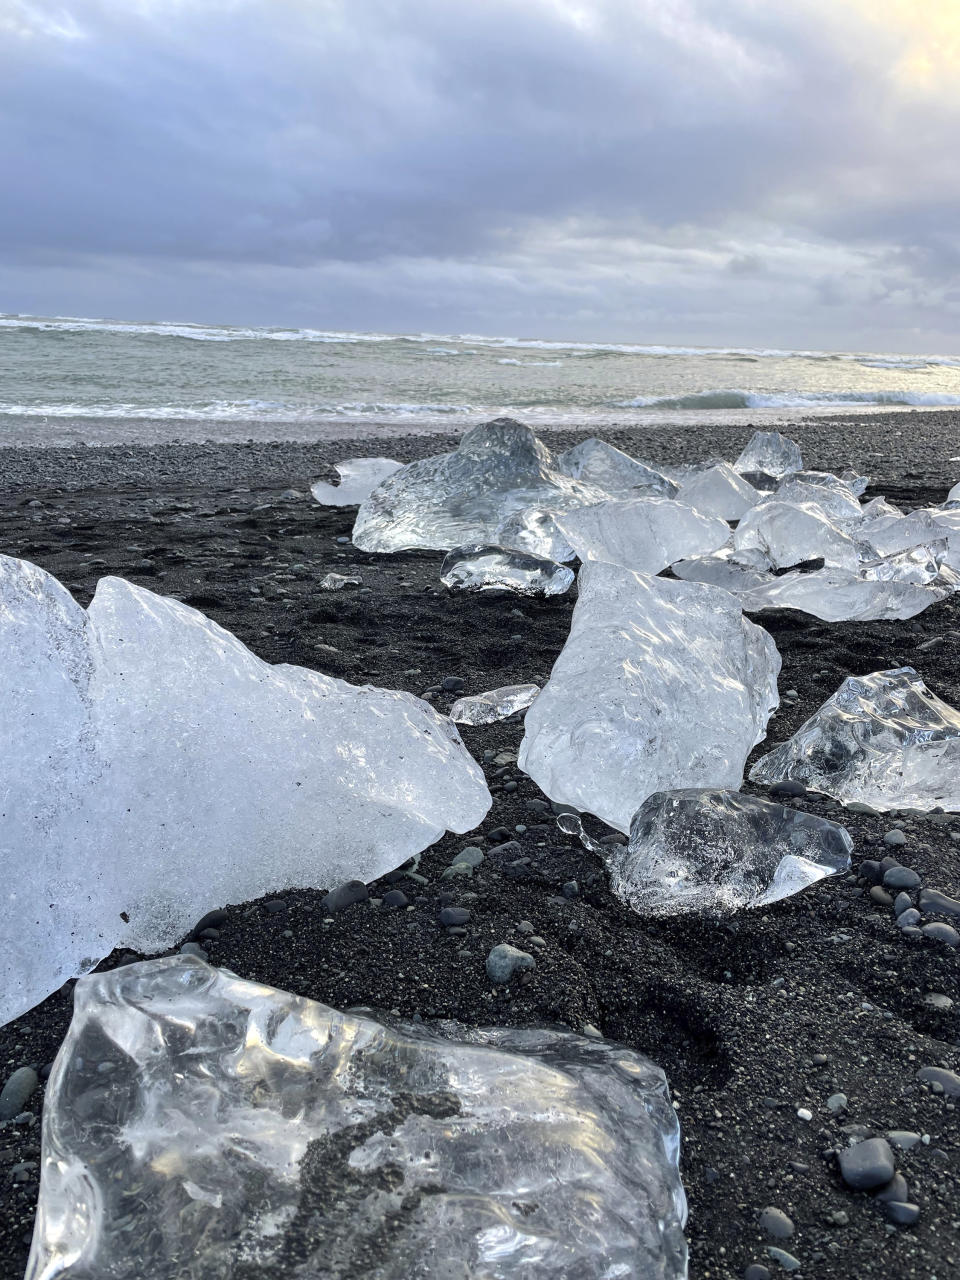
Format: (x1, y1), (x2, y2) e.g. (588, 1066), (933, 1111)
(3, 312), (960, 446)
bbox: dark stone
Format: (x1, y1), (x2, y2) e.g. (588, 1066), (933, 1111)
(192, 908), (229, 938)
(381, 889), (408, 909)
(837, 1138), (896, 1190)
(768, 780), (807, 798)
(322, 880), (369, 914)
(439, 907), (471, 927)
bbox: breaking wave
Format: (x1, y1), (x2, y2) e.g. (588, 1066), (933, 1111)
(617, 389), (960, 410)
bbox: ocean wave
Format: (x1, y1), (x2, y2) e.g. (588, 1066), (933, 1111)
(496, 358), (564, 366)
(0, 398), (484, 420)
(617, 389), (960, 410)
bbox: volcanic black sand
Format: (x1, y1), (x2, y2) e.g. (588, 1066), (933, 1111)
(1, 413), (958, 1280)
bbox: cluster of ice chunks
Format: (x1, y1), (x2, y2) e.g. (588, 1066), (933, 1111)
(440, 544), (574, 594)
(750, 667), (960, 812)
(27, 955), (688, 1280)
(352, 418), (607, 552)
(311, 456), (402, 505)
(519, 561), (781, 832)
(556, 497), (729, 574)
(607, 788), (853, 916)
(0, 555), (490, 1027)
(449, 683), (540, 725)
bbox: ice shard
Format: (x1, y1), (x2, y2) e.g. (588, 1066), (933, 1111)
(734, 499), (859, 570)
(738, 567), (955, 622)
(556, 437), (678, 497)
(677, 462), (759, 521)
(857, 510), (945, 559)
(440, 544), (574, 594)
(519, 562), (781, 832)
(27, 955), (688, 1280)
(319, 571), (361, 590)
(449, 683), (540, 725)
(608, 788), (853, 916)
(0, 556), (490, 1026)
(555, 497), (729, 574)
(772, 476), (863, 524)
(733, 430), (803, 478)
(495, 504), (577, 561)
(310, 457), (403, 505)
(750, 667), (960, 811)
(671, 545), (774, 592)
(948, 481), (960, 502)
(352, 418), (606, 552)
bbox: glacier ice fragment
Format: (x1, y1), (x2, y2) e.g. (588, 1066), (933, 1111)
(949, 481), (960, 502)
(555, 497), (729, 573)
(671, 545), (774, 592)
(557, 437), (678, 497)
(734, 499), (859, 570)
(608, 788), (853, 916)
(771, 476), (863, 523)
(519, 562), (781, 831)
(0, 556), (490, 1027)
(495, 504), (577, 561)
(857, 510), (944, 559)
(352, 418), (606, 552)
(311, 457), (403, 505)
(738, 567), (955, 622)
(750, 667), (960, 811)
(449, 683), (540, 725)
(734, 430), (803, 478)
(677, 462), (759, 520)
(27, 955), (688, 1280)
(440, 544), (574, 594)
(319, 571), (361, 590)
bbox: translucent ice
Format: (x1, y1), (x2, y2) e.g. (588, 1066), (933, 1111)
(0, 556), (490, 1026)
(449, 683), (540, 725)
(557, 437), (678, 497)
(671, 545), (774, 592)
(319, 571), (361, 590)
(738, 567), (955, 622)
(608, 788), (853, 916)
(556, 497), (729, 574)
(750, 667), (960, 811)
(519, 562), (781, 831)
(949, 481), (960, 502)
(772, 476), (863, 524)
(495, 504), (577, 561)
(27, 955), (688, 1280)
(440, 544), (574, 594)
(857, 510), (944, 559)
(677, 462), (759, 521)
(352, 418), (606, 552)
(311, 457), (403, 505)
(734, 430), (803, 478)
(734, 499), (859, 570)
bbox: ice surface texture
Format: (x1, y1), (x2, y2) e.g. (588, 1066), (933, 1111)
(311, 457), (402, 505)
(27, 956), (688, 1280)
(734, 430), (803, 478)
(750, 667), (960, 811)
(519, 562), (780, 832)
(734, 499), (859, 570)
(556, 497), (729, 574)
(352, 418), (606, 552)
(738, 568), (955, 622)
(557, 436), (678, 497)
(0, 556), (490, 1026)
(449, 683), (540, 725)
(495, 504), (577, 561)
(677, 463), (759, 521)
(608, 788), (853, 916)
(440, 544), (574, 594)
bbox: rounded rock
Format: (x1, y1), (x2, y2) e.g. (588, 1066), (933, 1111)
(883, 865), (920, 890)
(921, 921), (959, 947)
(485, 943), (535, 984)
(838, 1137), (896, 1190)
(381, 889), (408, 909)
(758, 1206), (795, 1239)
(897, 908), (921, 929)
(322, 879), (369, 914)
(883, 829), (908, 846)
(0, 1067), (39, 1122)
(884, 1201), (920, 1226)
(439, 906), (471, 928)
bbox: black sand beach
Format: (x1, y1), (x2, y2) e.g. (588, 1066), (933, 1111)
(1, 412), (958, 1280)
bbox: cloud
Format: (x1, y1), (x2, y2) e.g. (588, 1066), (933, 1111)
(1, 0), (959, 348)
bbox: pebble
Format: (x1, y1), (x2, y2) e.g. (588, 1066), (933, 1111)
(322, 879), (369, 914)
(0, 1067), (39, 1122)
(744, 1265), (771, 1280)
(882, 865), (920, 890)
(769, 780), (807, 799)
(918, 886), (960, 917)
(179, 941), (208, 959)
(869, 885), (893, 907)
(442, 675), (466, 692)
(916, 1066), (960, 1096)
(562, 880), (579, 898)
(766, 1247), (802, 1273)
(883, 829), (908, 847)
(897, 908), (921, 929)
(892, 892), (913, 917)
(796, 1108), (812, 1122)
(485, 943), (535, 984)
(192, 908), (229, 937)
(438, 907), (471, 927)
(858, 859), (881, 884)
(886, 1130), (921, 1150)
(453, 846), (485, 867)
(883, 1201), (921, 1226)
(921, 921), (959, 946)
(875, 1172), (909, 1204)
(758, 1207), (795, 1239)
(837, 1137), (896, 1190)
(924, 993), (954, 1010)
(381, 889), (408, 908)
(826, 1092), (847, 1113)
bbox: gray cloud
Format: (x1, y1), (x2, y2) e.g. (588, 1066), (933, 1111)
(2, 0), (959, 348)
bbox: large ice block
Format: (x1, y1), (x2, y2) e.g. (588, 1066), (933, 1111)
(608, 788), (852, 916)
(449, 683), (540, 725)
(677, 462), (759, 521)
(772, 477), (863, 524)
(352, 418), (606, 552)
(738, 567), (955, 622)
(556, 437), (678, 497)
(310, 457), (403, 505)
(440, 544), (574, 594)
(734, 499), (859, 570)
(0, 557), (490, 1026)
(733, 430), (803, 478)
(750, 667), (960, 811)
(556, 497), (729, 574)
(27, 955), (688, 1280)
(519, 562), (780, 831)
(857, 510), (945, 559)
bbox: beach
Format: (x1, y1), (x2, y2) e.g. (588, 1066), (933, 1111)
(1, 412), (958, 1280)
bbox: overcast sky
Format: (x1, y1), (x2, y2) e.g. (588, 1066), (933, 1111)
(2, 0), (959, 350)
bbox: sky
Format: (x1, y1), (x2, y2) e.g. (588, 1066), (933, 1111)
(1, 0), (959, 351)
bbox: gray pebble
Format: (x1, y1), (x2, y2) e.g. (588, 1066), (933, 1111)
(883, 865), (920, 890)
(485, 943), (535, 984)
(886, 1130), (921, 1150)
(0, 1067), (39, 1122)
(442, 675), (466, 691)
(766, 1247), (802, 1273)
(179, 942), (208, 959)
(869, 885), (894, 907)
(758, 1206), (795, 1239)
(924, 993), (954, 1010)
(456, 848), (485, 868)
(893, 892), (913, 917)
(876, 1172), (909, 1204)
(883, 829), (908, 847)
(918, 887), (960, 917)
(826, 1092), (847, 1113)
(744, 1267), (771, 1280)
(769, 780), (806, 798)
(322, 879), (369, 914)
(916, 1066), (960, 1096)
(837, 1137), (896, 1189)
(439, 907), (470, 927)
(517, 919), (535, 934)
(897, 908), (921, 929)
(562, 880), (579, 898)
(381, 889), (408, 909)
(921, 921), (959, 946)
(883, 1201), (921, 1226)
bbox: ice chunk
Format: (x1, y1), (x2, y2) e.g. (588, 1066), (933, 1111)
(27, 955), (688, 1280)
(949, 481), (960, 502)
(556, 497), (729, 573)
(671, 545), (774, 592)
(734, 499), (859, 570)
(677, 462), (759, 521)
(860, 545), (945, 585)
(319, 572), (361, 590)
(734, 430), (803, 478)
(352, 418), (606, 552)
(440, 544), (574, 594)
(0, 557), (490, 1026)
(750, 667), (960, 811)
(860, 496), (900, 519)
(772, 476), (863, 524)
(738, 567), (955, 622)
(495, 504), (577, 561)
(556, 437), (678, 497)
(519, 562), (781, 831)
(857, 510), (944, 559)
(608, 788), (852, 915)
(311, 457), (403, 505)
(449, 683), (540, 725)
